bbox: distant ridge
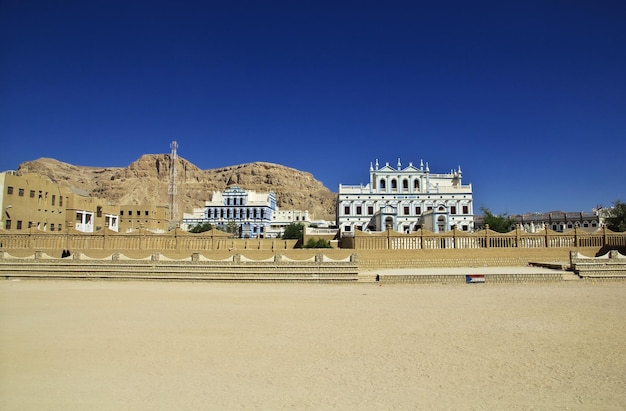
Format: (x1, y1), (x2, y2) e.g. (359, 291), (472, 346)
(16, 156), (337, 221)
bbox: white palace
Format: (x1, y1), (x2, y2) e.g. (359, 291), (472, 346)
(337, 159), (474, 234)
(182, 186), (277, 238)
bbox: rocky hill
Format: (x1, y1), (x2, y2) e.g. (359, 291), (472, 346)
(17, 155), (337, 221)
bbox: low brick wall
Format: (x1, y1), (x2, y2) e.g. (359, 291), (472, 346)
(355, 248), (596, 270)
(379, 273), (564, 284)
(0, 252), (360, 283)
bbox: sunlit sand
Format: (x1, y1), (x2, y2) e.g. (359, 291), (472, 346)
(1, 280), (625, 410)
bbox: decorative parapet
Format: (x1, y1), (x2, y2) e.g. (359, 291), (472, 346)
(570, 250), (626, 278)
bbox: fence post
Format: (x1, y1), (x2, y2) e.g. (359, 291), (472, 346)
(485, 224), (490, 248)
(453, 228), (456, 248)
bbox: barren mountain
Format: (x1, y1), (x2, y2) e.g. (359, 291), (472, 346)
(17, 156), (337, 221)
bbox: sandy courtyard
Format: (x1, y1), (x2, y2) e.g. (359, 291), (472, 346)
(1, 280), (625, 410)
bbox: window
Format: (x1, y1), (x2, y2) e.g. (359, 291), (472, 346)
(404, 206), (410, 215)
(144, 210), (149, 216)
(18, 188), (24, 196)
(463, 205), (468, 214)
(51, 224), (55, 231)
(7, 186), (13, 194)
(415, 206), (421, 214)
(5, 220), (11, 229)
(414, 180), (419, 190)
(379, 179), (386, 190)
(51, 194), (55, 205)
(30, 190), (35, 198)
(344, 225), (351, 232)
(17, 220), (22, 230)
(451, 206), (457, 214)
(29, 221), (33, 228)
(59, 196), (63, 207)
(120, 210), (124, 216)
(344, 206), (350, 215)
(128, 210), (132, 216)
(402, 179), (409, 190)
(356, 206), (362, 215)
(427, 206), (433, 211)
(97, 206), (102, 218)
(58, 224), (62, 231)
(368, 206), (374, 215)
(391, 179), (397, 190)
(76, 212), (82, 222)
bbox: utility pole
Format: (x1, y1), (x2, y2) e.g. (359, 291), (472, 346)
(169, 141), (178, 227)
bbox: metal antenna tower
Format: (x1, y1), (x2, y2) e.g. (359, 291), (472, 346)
(168, 141), (178, 224)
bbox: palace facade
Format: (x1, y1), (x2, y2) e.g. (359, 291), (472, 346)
(182, 186), (277, 238)
(337, 159), (474, 234)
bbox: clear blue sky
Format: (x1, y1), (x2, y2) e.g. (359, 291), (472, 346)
(1, 1), (625, 215)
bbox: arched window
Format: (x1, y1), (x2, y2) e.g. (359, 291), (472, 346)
(402, 179), (409, 191)
(391, 179), (397, 191)
(379, 179), (386, 191)
(414, 179), (420, 191)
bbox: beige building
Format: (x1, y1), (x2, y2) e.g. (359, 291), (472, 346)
(65, 193), (120, 233)
(1, 171), (169, 234)
(0, 171), (69, 232)
(118, 204), (170, 233)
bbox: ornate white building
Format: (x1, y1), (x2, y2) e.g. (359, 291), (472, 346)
(182, 186), (276, 238)
(337, 159), (474, 234)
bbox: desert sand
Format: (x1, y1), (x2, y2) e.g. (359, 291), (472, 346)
(1, 279), (625, 410)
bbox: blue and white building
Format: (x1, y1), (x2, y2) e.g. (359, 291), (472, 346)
(337, 159), (474, 235)
(182, 185), (276, 238)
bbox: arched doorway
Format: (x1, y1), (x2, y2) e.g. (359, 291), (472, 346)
(437, 215), (446, 232)
(385, 217), (394, 230)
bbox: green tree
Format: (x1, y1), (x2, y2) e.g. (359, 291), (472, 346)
(282, 222), (305, 240)
(189, 222), (213, 233)
(303, 238), (332, 248)
(605, 200), (626, 232)
(480, 206), (515, 233)
(225, 221), (240, 236)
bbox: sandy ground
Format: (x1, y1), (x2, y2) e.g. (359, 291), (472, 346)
(1, 279), (625, 410)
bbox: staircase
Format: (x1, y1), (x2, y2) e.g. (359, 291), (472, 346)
(358, 272), (379, 283)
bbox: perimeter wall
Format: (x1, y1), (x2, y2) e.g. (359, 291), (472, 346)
(1, 226), (624, 269)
